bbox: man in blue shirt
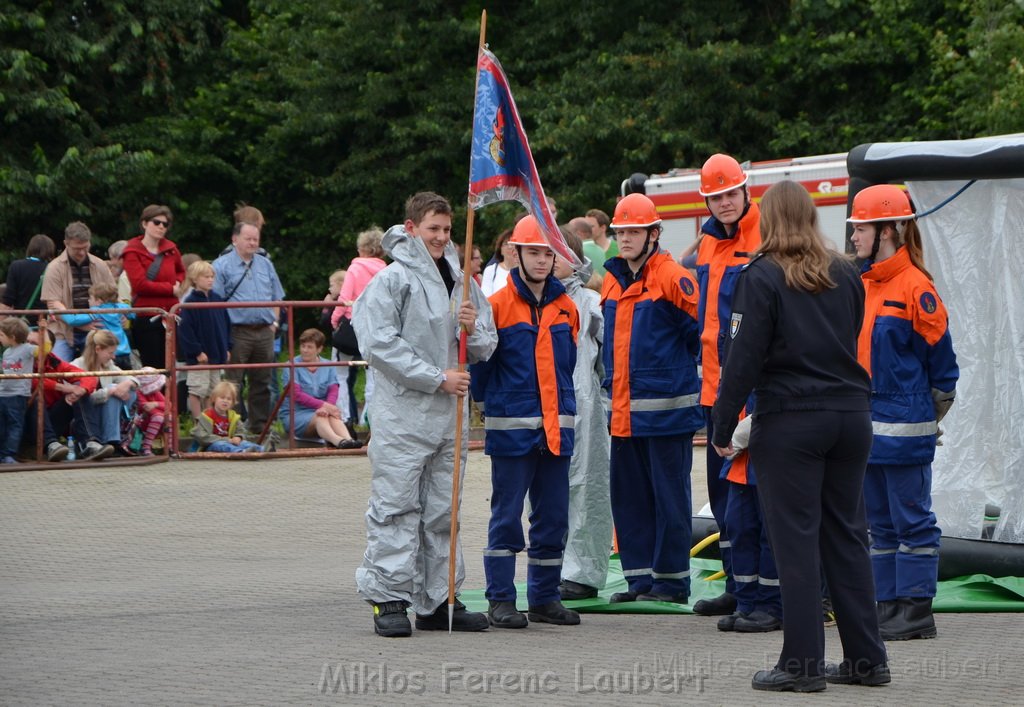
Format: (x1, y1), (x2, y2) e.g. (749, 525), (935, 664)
(212, 221), (285, 437)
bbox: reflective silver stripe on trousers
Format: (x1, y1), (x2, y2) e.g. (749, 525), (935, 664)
(872, 420), (938, 437)
(629, 393), (700, 412)
(483, 549), (515, 557)
(652, 570), (690, 579)
(527, 557), (563, 566)
(758, 577), (781, 587)
(870, 547), (898, 556)
(622, 567), (653, 577)
(733, 573), (759, 583)
(719, 540), (732, 549)
(484, 415), (576, 431)
(898, 544), (939, 556)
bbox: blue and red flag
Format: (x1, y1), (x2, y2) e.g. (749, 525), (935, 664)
(469, 49), (580, 267)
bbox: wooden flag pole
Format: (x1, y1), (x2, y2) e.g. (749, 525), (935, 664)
(448, 8), (488, 635)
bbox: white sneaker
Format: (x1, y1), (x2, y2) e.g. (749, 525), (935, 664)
(46, 441), (70, 462)
(83, 441), (114, 461)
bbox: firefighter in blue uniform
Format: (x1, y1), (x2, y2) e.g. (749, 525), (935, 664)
(472, 216), (581, 629)
(601, 193), (703, 604)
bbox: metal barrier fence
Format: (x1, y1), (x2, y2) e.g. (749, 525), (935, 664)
(166, 299), (365, 458)
(0, 301), (365, 467)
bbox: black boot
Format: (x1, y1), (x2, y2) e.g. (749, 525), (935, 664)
(824, 661), (891, 686)
(415, 598), (488, 632)
(692, 592), (737, 616)
(636, 590), (688, 604)
(559, 579), (598, 600)
(734, 610), (782, 633)
(372, 601), (411, 637)
(609, 589), (639, 603)
(880, 597), (936, 641)
(717, 611), (748, 632)
(876, 599), (899, 627)
(528, 600), (581, 625)
(751, 668), (826, 693)
(487, 600), (528, 629)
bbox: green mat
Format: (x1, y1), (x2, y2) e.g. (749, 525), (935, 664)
(459, 556), (1024, 614)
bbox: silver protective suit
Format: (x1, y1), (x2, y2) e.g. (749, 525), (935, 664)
(353, 226), (497, 614)
(560, 257), (613, 589)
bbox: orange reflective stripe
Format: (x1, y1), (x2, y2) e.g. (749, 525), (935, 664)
(610, 282), (635, 437)
(697, 206), (761, 406)
(535, 303), (560, 455)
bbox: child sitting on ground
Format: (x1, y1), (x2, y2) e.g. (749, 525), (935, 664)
(192, 380), (264, 453)
(60, 282), (134, 369)
(0, 317), (35, 464)
(134, 368), (167, 456)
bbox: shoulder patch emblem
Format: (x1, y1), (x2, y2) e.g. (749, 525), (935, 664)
(679, 277), (695, 296)
(730, 312), (743, 339)
(920, 291), (937, 314)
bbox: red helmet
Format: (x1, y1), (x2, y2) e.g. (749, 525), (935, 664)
(508, 215), (551, 248)
(699, 153), (748, 197)
(847, 185), (914, 223)
(611, 193), (661, 229)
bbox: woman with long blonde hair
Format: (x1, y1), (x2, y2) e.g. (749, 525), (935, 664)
(70, 329), (138, 459)
(711, 180), (888, 693)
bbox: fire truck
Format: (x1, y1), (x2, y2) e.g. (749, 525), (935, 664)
(621, 152), (851, 257)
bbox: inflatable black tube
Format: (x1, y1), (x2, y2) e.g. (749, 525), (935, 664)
(690, 516), (1024, 580)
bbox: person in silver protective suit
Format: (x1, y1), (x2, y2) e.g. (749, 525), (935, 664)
(553, 230), (612, 601)
(353, 192), (497, 638)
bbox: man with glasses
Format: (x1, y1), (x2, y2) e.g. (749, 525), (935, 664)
(41, 222), (115, 361)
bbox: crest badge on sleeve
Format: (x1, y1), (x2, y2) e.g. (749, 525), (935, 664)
(730, 312), (743, 339)
(920, 291), (937, 314)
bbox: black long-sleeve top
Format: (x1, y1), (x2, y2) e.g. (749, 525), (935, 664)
(710, 253), (871, 448)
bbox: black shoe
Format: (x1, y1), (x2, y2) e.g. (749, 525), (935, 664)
(337, 438), (363, 450)
(609, 590), (639, 604)
(717, 611), (748, 632)
(559, 580), (598, 601)
(528, 600), (581, 625)
(415, 598), (488, 632)
(372, 601), (411, 637)
(692, 592), (737, 616)
(487, 600), (528, 629)
(751, 668), (826, 693)
(636, 591), (688, 604)
(824, 661), (891, 686)
(734, 610), (782, 633)
(880, 597), (936, 641)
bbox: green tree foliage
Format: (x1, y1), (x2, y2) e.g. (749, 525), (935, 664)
(3, 0), (1023, 305)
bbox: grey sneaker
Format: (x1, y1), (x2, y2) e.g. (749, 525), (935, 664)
(46, 442), (70, 462)
(82, 441), (114, 461)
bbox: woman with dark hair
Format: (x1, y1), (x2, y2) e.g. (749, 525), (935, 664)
(2, 234), (56, 313)
(279, 328), (362, 449)
(480, 228), (518, 297)
(122, 204), (185, 368)
(711, 180), (888, 693)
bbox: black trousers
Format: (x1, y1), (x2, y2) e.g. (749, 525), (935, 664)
(751, 409), (886, 677)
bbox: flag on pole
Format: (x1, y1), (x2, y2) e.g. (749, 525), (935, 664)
(469, 48), (580, 267)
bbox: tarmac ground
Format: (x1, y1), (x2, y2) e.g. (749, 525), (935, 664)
(2, 448), (1022, 705)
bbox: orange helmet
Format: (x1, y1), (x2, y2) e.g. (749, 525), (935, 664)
(508, 215), (551, 248)
(699, 154), (748, 197)
(611, 193), (661, 229)
(847, 185), (914, 223)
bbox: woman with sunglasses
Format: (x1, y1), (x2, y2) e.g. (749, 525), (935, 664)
(123, 204), (186, 368)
